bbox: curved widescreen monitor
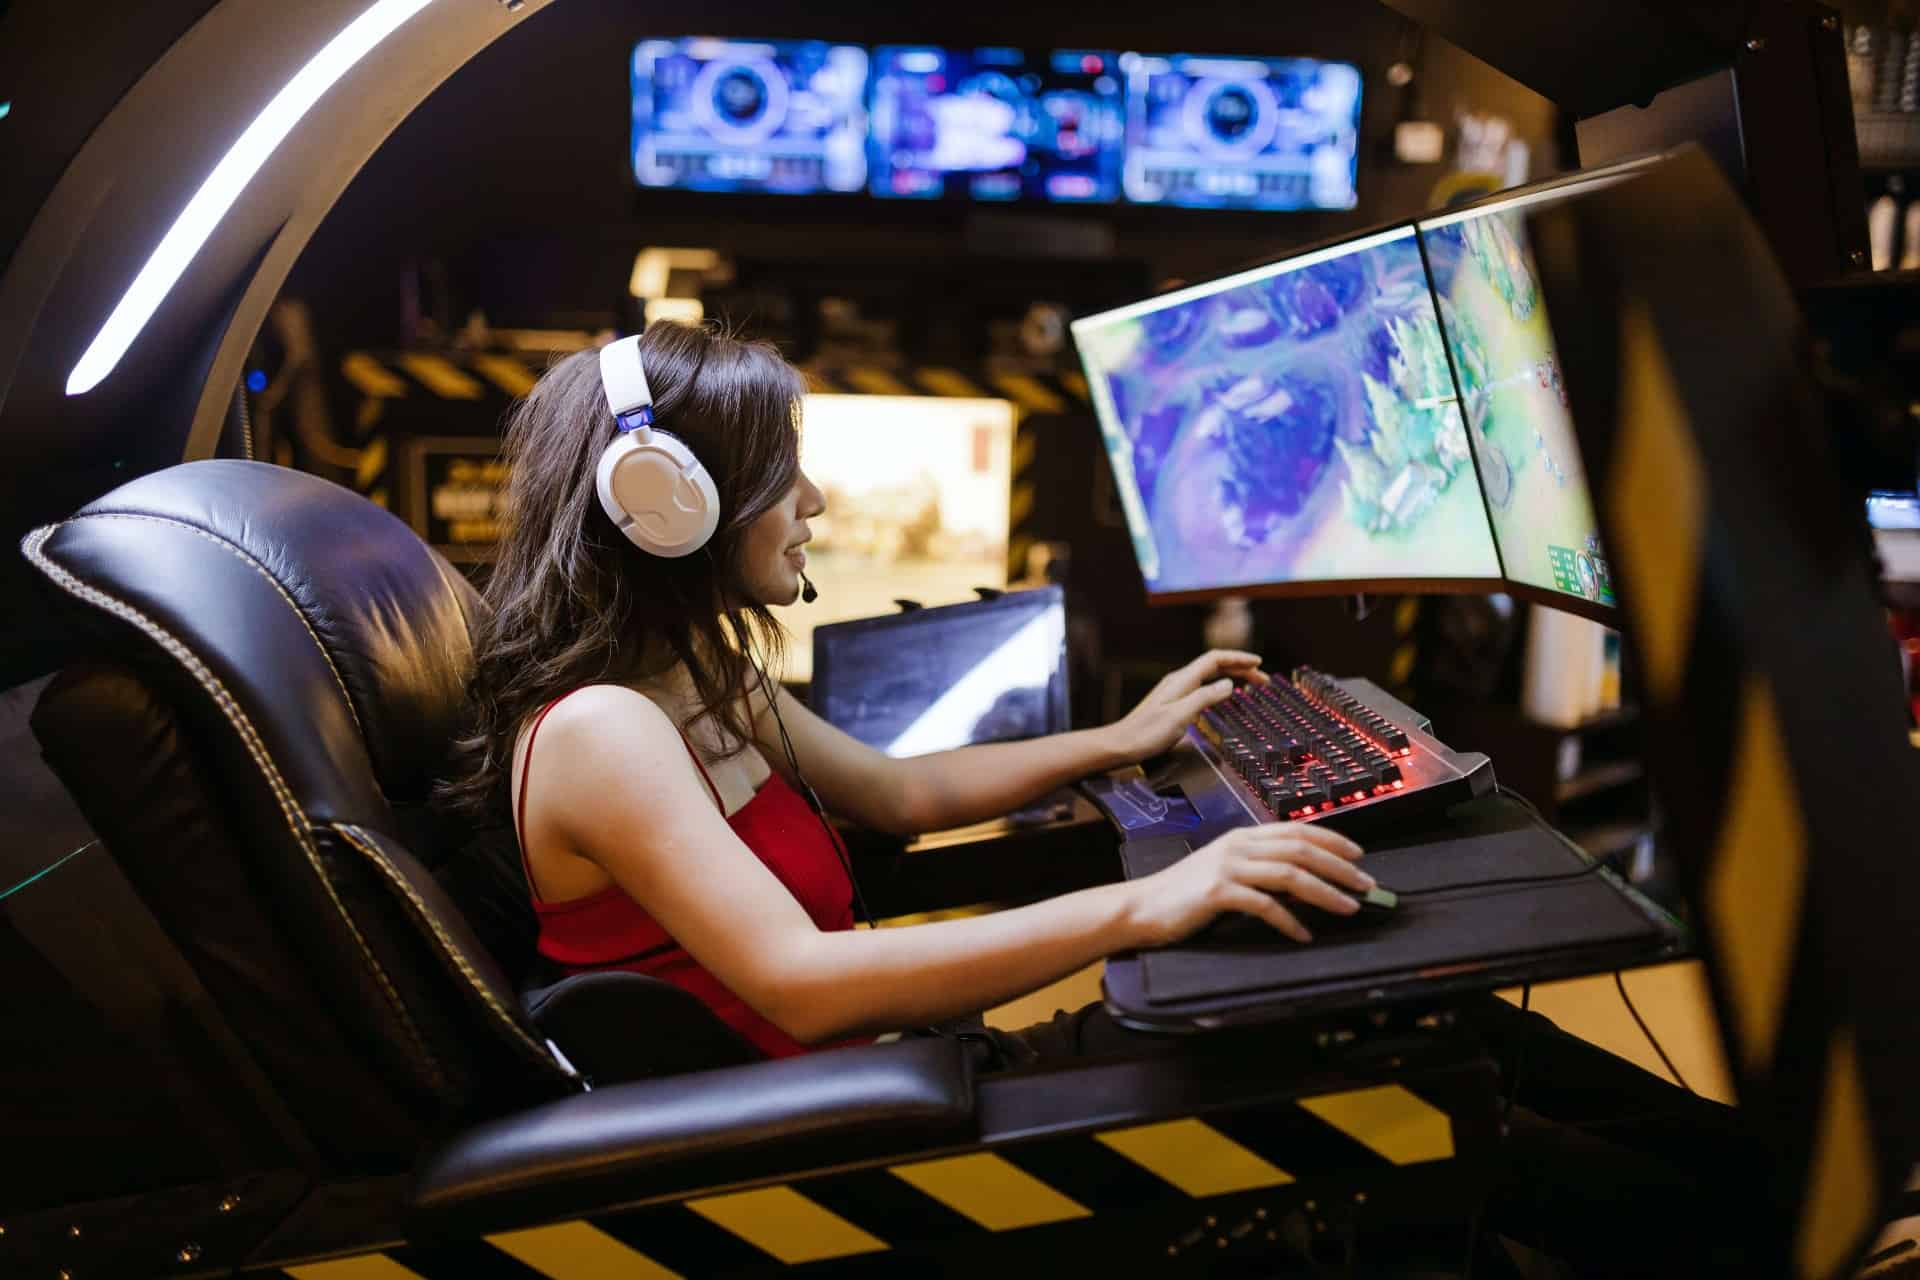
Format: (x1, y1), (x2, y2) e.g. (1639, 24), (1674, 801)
(631, 38), (869, 194)
(1071, 225), (1503, 601)
(1119, 53), (1362, 210)
(1073, 158), (1657, 619)
(868, 47), (1125, 202)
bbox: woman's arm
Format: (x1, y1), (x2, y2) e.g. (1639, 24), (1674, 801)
(757, 649), (1266, 835)
(532, 684), (1371, 1044)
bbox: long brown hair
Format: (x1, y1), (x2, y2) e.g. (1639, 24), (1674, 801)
(438, 320), (805, 824)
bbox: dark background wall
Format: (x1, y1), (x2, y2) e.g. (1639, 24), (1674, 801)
(264, 0), (1569, 719)
(283, 0), (1564, 347)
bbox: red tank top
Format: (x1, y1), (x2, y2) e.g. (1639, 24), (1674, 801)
(515, 692), (859, 1059)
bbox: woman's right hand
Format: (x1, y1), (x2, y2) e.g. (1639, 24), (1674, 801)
(1125, 823), (1373, 946)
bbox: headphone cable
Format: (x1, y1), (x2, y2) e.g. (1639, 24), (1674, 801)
(747, 641), (880, 931)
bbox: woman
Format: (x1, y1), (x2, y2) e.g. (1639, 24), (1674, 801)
(440, 320), (1771, 1271)
(439, 319), (1373, 1060)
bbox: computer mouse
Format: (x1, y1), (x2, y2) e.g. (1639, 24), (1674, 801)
(1193, 884), (1399, 945)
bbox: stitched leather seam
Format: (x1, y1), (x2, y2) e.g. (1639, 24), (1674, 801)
(333, 821), (572, 1079)
(63, 510), (367, 739)
(22, 523), (444, 1090)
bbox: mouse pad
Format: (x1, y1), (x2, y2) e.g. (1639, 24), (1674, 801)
(1123, 826), (1662, 1006)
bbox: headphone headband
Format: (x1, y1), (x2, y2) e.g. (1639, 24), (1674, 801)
(599, 336), (656, 429)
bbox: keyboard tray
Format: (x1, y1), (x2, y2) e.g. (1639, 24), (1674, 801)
(1107, 795), (1680, 1027)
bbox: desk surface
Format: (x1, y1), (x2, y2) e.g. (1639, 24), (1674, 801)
(844, 791), (1121, 920)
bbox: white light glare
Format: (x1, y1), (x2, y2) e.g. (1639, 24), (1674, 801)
(886, 609), (1065, 757)
(66, 0), (436, 395)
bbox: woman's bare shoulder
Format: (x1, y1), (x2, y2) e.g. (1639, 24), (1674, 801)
(549, 679), (675, 729)
(522, 683), (681, 754)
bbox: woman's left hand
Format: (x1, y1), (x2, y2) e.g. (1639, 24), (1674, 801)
(1104, 649), (1266, 764)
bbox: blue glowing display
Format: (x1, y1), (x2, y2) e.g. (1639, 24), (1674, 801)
(632, 38), (869, 195)
(629, 39), (1363, 210)
(1119, 53), (1361, 210)
(868, 47), (1124, 203)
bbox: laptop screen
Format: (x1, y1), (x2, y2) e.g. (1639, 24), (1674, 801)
(809, 586), (1069, 757)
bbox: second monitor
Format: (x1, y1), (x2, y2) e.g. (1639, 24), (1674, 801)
(1419, 189), (1619, 610)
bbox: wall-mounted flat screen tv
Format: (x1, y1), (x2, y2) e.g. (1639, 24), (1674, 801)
(868, 47), (1125, 203)
(1119, 53), (1362, 210)
(631, 39), (1362, 210)
(631, 37), (870, 195)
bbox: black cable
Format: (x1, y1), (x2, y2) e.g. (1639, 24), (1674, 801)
(1614, 970), (1692, 1093)
(1394, 785), (1614, 900)
(748, 644), (880, 931)
(1395, 858), (1610, 899)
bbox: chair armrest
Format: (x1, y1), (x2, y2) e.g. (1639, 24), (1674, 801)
(524, 971), (761, 1085)
(410, 1037), (975, 1238)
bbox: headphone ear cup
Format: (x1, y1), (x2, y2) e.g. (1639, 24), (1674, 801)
(595, 431), (721, 557)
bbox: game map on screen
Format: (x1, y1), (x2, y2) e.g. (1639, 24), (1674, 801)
(1420, 205), (1615, 607)
(869, 47), (1125, 202)
(1073, 227), (1501, 597)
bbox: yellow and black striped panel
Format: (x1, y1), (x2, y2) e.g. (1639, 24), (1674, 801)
(337, 350), (536, 508)
(1006, 426), (1039, 581)
(1530, 155), (1915, 1277)
(338, 350), (531, 432)
(344, 350), (543, 405)
(1386, 597), (1420, 694)
(1600, 298), (1879, 1276)
(257, 1084), (1466, 1277)
(799, 364), (1089, 414)
(344, 352), (1095, 414)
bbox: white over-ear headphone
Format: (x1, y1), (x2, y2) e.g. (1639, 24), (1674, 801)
(595, 335), (720, 557)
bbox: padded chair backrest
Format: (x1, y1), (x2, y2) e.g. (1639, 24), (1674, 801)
(22, 461), (575, 1168)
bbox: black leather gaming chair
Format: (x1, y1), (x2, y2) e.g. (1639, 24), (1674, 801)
(18, 460), (975, 1273)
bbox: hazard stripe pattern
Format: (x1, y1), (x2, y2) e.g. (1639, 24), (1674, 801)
(261, 1089), (1462, 1276)
(1531, 165), (1894, 1278)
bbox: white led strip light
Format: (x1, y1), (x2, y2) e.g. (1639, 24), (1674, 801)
(66, 0), (437, 396)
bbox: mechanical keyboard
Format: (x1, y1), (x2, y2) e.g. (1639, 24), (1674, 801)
(1085, 667), (1494, 838)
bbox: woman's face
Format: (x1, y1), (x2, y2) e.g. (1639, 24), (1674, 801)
(740, 468), (825, 606)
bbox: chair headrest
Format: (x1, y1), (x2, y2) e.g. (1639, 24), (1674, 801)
(25, 460), (574, 1113)
(24, 460), (483, 815)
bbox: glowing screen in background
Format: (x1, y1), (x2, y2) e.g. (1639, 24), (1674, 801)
(632, 38), (869, 194)
(773, 395), (1015, 681)
(1072, 226), (1500, 596)
(869, 47), (1125, 202)
(815, 595), (1067, 757)
(1419, 199), (1614, 607)
(1120, 53), (1361, 210)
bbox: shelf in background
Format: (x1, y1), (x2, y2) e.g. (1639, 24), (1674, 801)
(1857, 110), (1920, 170)
(1564, 820), (1653, 860)
(1804, 267), (1920, 290)
(1555, 759), (1645, 804)
(1524, 704), (1639, 736)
